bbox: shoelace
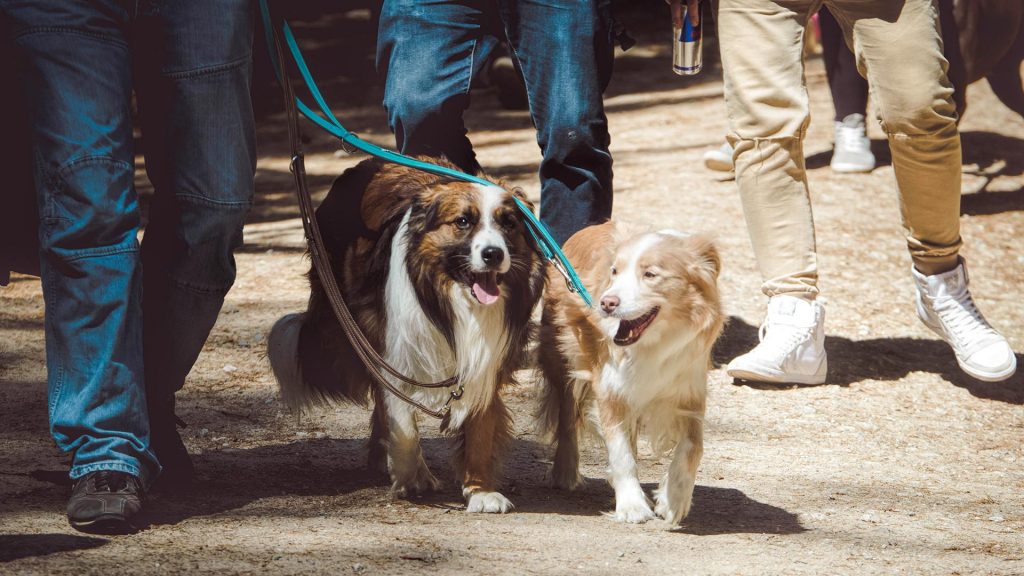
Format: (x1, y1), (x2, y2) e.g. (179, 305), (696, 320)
(835, 123), (870, 153)
(930, 291), (998, 351)
(92, 471), (131, 493)
(757, 319), (813, 360)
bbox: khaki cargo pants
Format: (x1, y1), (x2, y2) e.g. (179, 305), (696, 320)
(718, 0), (963, 296)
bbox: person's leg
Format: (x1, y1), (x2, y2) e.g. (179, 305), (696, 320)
(829, 0), (1015, 381)
(717, 0), (828, 384)
(133, 0), (256, 482)
(5, 0), (157, 529)
(819, 4), (875, 173)
(376, 0), (493, 175)
(819, 6), (866, 122)
(718, 0), (820, 297)
(499, 0), (614, 246)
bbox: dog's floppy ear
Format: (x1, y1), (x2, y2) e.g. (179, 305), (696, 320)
(316, 158), (385, 251)
(688, 235), (721, 281)
(510, 186), (535, 213)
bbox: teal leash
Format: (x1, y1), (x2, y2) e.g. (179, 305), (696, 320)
(257, 0), (592, 307)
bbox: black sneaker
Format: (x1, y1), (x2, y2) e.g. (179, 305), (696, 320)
(67, 471), (145, 534)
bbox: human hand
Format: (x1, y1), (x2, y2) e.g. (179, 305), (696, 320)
(667, 0), (700, 29)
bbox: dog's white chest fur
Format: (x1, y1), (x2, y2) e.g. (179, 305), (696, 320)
(383, 210), (508, 426)
(597, 333), (707, 451)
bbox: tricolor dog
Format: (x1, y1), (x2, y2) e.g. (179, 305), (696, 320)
(268, 158), (544, 513)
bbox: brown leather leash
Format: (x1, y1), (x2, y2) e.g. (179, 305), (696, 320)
(269, 15), (463, 420)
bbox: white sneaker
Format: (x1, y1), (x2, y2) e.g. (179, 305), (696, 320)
(703, 142), (734, 173)
(831, 113), (876, 173)
(912, 261), (1017, 382)
(727, 295), (828, 385)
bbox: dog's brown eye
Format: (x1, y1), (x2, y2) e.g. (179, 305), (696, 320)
(499, 214), (517, 230)
(644, 271), (658, 279)
(611, 266), (617, 275)
(454, 216), (471, 230)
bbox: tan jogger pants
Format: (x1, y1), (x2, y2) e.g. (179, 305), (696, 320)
(718, 0), (963, 296)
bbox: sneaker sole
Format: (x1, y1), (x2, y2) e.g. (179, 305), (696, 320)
(917, 310), (1018, 383)
(727, 367), (827, 385)
(830, 162), (875, 174)
(726, 353), (828, 385)
(69, 514), (140, 535)
(703, 157), (734, 172)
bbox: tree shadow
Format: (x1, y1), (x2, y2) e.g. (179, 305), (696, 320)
(0, 534), (108, 563)
(714, 317), (1023, 404)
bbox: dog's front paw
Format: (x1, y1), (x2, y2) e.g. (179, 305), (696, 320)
(654, 483), (694, 524)
(464, 490), (514, 514)
(611, 492), (656, 524)
(548, 462), (586, 491)
(391, 465), (443, 498)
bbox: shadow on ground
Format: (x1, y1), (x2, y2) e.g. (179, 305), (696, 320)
(10, 432), (801, 538)
(0, 534), (108, 563)
(714, 317), (1023, 404)
(805, 131), (1024, 216)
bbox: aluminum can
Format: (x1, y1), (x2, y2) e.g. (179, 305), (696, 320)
(672, 4), (702, 75)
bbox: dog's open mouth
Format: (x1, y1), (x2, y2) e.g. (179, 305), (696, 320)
(613, 307), (660, 346)
(470, 271), (503, 305)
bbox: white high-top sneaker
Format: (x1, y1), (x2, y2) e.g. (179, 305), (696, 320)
(727, 295), (827, 384)
(703, 142), (734, 173)
(831, 113), (876, 173)
(913, 261), (1016, 382)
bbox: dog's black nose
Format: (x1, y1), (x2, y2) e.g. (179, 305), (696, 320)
(481, 246), (505, 267)
(600, 295), (620, 313)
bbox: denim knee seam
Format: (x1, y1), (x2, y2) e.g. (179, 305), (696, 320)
(170, 276), (235, 296)
(44, 233), (139, 263)
(14, 27), (129, 48)
(164, 54), (251, 80)
(175, 193), (252, 209)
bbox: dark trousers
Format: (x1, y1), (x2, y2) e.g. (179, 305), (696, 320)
(377, 0), (615, 246)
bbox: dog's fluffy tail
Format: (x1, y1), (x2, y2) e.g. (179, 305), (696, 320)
(267, 313), (310, 411)
(267, 312), (373, 411)
(535, 323), (584, 441)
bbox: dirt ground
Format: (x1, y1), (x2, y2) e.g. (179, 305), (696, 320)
(2, 5), (1023, 575)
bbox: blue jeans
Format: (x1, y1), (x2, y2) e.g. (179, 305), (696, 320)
(3, 0), (255, 485)
(377, 0), (615, 246)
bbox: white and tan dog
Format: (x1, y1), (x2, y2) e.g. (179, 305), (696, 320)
(538, 222), (724, 524)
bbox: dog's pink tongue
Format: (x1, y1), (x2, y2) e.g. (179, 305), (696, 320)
(472, 275), (501, 305)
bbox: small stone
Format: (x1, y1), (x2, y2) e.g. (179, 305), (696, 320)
(352, 563), (367, 573)
(861, 512), (880, 523)
(198, 428), (209, 437)
(223, 364), (238, 373)
(617, 551), (625, 558)
(989, 515), (1005, 523)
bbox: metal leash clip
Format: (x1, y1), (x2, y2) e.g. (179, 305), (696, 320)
(442, 384), (466, 415)
(339, 134), (361, 155)
(550, 257), (581, 296)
